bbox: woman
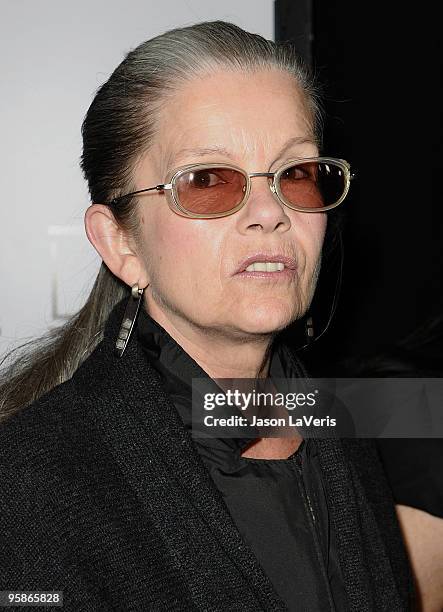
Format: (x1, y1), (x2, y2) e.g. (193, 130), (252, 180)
(0, 21), (413, 611)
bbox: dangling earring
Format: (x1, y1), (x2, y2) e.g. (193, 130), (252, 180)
(305, 315), (315, 345)
(114, 283), (145, 357)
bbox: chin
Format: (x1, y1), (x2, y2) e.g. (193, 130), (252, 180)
(234, 304), (298, 336)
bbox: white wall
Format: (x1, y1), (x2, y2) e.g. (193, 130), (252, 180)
(0, 0), (274, 358)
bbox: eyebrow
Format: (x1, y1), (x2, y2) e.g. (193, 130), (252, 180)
(271, 136), (318, 164)
(169, 136), (318, 168)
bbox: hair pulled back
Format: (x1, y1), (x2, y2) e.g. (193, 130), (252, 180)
(0, 20), (323, 421)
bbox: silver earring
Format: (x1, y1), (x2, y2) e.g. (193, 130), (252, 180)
(305, 315), (315, 344)
(114, 283), (144, 357)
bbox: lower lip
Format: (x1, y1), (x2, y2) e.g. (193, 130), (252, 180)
(234, 268), (297, 279)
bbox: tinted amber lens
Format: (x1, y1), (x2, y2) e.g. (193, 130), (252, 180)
(175, 167), (247, 215)
(279, 161), (346, 209)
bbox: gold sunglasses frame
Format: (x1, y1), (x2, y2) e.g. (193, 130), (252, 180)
(108, 157), (352, 219)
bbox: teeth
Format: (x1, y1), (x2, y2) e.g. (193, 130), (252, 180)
(245, 262), (285, 272)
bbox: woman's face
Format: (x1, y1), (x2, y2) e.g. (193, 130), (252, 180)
(134, 68), (326, 339)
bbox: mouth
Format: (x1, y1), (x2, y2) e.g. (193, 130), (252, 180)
(233, 253), (297, 279)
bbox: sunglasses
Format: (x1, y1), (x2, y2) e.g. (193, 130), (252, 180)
(108, 157), (353, 218)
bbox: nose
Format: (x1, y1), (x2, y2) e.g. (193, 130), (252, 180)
(235, 174), (291, 235)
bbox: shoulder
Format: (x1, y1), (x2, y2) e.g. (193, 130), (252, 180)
(0, 333), (149, 586)
(0, 356), (103, 520)
(0, 307), (164, 485)
(0, 335), (158, 550)
(0, 375), (83, 471)
(0, 331), (139, 497)
(0, 336), (107, 460)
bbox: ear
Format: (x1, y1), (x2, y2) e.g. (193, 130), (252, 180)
(84, 204), (149, 289)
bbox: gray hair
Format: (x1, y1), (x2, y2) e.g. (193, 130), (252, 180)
(0, 20), (323, 422)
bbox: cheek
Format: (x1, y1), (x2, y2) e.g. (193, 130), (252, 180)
(291, 213), (326, 273)
(294, 215), (327, 305)
(304, 214), (327, 261)
(143, 212), (222, 296)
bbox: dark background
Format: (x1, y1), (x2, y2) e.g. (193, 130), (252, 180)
(275, 0), (443, 374)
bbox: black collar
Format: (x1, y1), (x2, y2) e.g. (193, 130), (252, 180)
(136, 304), (307, 455)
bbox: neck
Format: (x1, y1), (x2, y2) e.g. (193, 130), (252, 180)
(143, 294), (274, 379)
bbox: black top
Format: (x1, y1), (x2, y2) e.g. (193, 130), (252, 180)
(137, 306), (348, 611)
(0, 297), (414, 611)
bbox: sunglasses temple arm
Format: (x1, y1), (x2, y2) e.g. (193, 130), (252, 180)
(109, 184), (171, 206)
